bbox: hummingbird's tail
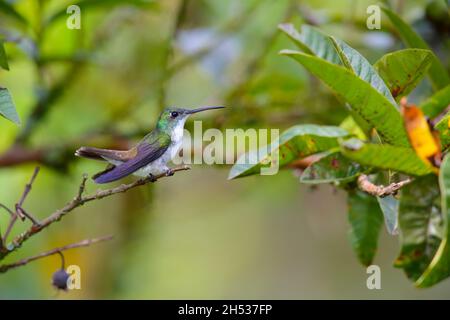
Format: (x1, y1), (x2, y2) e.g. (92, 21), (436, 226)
(75, 147), (106, 161)
(75, 146), (135, 162)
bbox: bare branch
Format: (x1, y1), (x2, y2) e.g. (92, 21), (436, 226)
(18, 166), (40, 208)
(0, 204), (14, 216)
(2, 215), (17, 247)
(76, 174), (88, 201)
(0, 135), (132, 169)
(15, 207), (40, 225)
(2, 167), (41, 244)
(166, 0), (261, 77)
(357, 174), (412, 197)
(0, 165), (190, 261)
(15, 64), (83, 145)
(0, 235), (113, 273)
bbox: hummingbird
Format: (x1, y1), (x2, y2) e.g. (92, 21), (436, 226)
(75, 106), (224, 184)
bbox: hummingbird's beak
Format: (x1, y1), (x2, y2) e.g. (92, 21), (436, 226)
(185, 106), (225, 114)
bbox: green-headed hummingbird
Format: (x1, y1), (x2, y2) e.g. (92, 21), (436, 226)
(75, 106), (224, 184)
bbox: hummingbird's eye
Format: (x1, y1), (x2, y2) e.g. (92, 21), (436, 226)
(170, 111), (179, 118)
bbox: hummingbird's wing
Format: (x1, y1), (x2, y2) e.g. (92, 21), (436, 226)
(92, 164), (116, 180)
(93, 133), (171, 184)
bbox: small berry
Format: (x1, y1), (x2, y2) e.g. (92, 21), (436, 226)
(52, 268), (70, 291)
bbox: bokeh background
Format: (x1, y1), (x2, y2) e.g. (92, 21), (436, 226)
(0, 0), (449, 299)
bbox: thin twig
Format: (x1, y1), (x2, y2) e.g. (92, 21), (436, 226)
(166, 0), (263, 77)
(2, 215), (17, 247)
(15, 64), (83, 144)
(0, 235), (113, 273)
(18, 166), (40, 208)
(76, 174), (88, 201)
(2, 167), (41, 244)
(0, 204), (14, 216)
(157, 0), (188, 112)
(15, 166), (41, 223)
(15, 207), (40, 225)
(357, 174), (412, 197)
(219, 0), (296, 128)
(0, 165), (190, 261)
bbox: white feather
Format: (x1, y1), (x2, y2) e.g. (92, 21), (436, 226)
(104, 118), (187, 177)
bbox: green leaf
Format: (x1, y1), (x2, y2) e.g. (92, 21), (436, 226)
(348, 190), (384, 266)
(280, 50), (410, 147)
(339, 115), (367, 140)
(395, 175), (442, 282)
(416, 154), (450, 287)
(278, 23), (342, 65)
(373, 172), (400, 235)
(279, 24), (380, 134)
(330, 37), (397, 108)
(228, 125), (348, 180)
(421, 84), (450, 119)
(0, 40), (9, 71)
(0, 0), (28, 26)
(382, 7), (450, 90)
(374, 49), (433, 100)
(331, 37), (399, 135)
(377, 196), (399, 235)
(0, 87), (20, 124)
(340, 138), (433, 176)
(45, 0), (156, 26)
(300, 152), (361, 184)
(435, 112), (450, 150)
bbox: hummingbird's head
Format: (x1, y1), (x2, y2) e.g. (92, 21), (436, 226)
(156, 106), (224, 131)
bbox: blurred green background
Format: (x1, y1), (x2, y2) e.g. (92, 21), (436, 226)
(1, 0), (449, 299)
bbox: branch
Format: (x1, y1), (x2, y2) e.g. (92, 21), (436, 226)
(15, 64), (83, 144)
(0, 145), (45, 167)
(157, 0), (188, 112)
(166, 0), (262, 77)
(219, 0), (296, 128)
(0, 235), (113, 273)
(0, 204), (14, 216)
(0, 136), (131, 169)
(0, 165), (190, 260)
(16, 166), (40, 218)
(2, 167), (41, 245)
(357, 174), (412, 197)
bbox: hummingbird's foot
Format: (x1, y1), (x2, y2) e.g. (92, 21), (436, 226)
(147, 174), (157, 182)
(165, 168), (175, 177)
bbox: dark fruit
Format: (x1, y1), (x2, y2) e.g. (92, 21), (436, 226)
(52, 269), (69, 291)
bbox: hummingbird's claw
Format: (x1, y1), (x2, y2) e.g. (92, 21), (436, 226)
(165, 169), (175, 177)
(147, 174), (157, 182)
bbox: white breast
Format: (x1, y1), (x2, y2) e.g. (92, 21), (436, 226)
(132, 119), (186, 177)
(170, 120), (186, 142)
(103, 119), (187, 178)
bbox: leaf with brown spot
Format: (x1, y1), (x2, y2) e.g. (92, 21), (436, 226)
(401, 99), (441, 170)
(374, 49), (433, 101)
(300, 152), (362, 184)
(228, 125), (349, 179)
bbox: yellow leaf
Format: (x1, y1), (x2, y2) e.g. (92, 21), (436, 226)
(401, 98), (441, 171)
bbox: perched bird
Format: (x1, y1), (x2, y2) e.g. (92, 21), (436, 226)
(75, 106), (224, 184)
